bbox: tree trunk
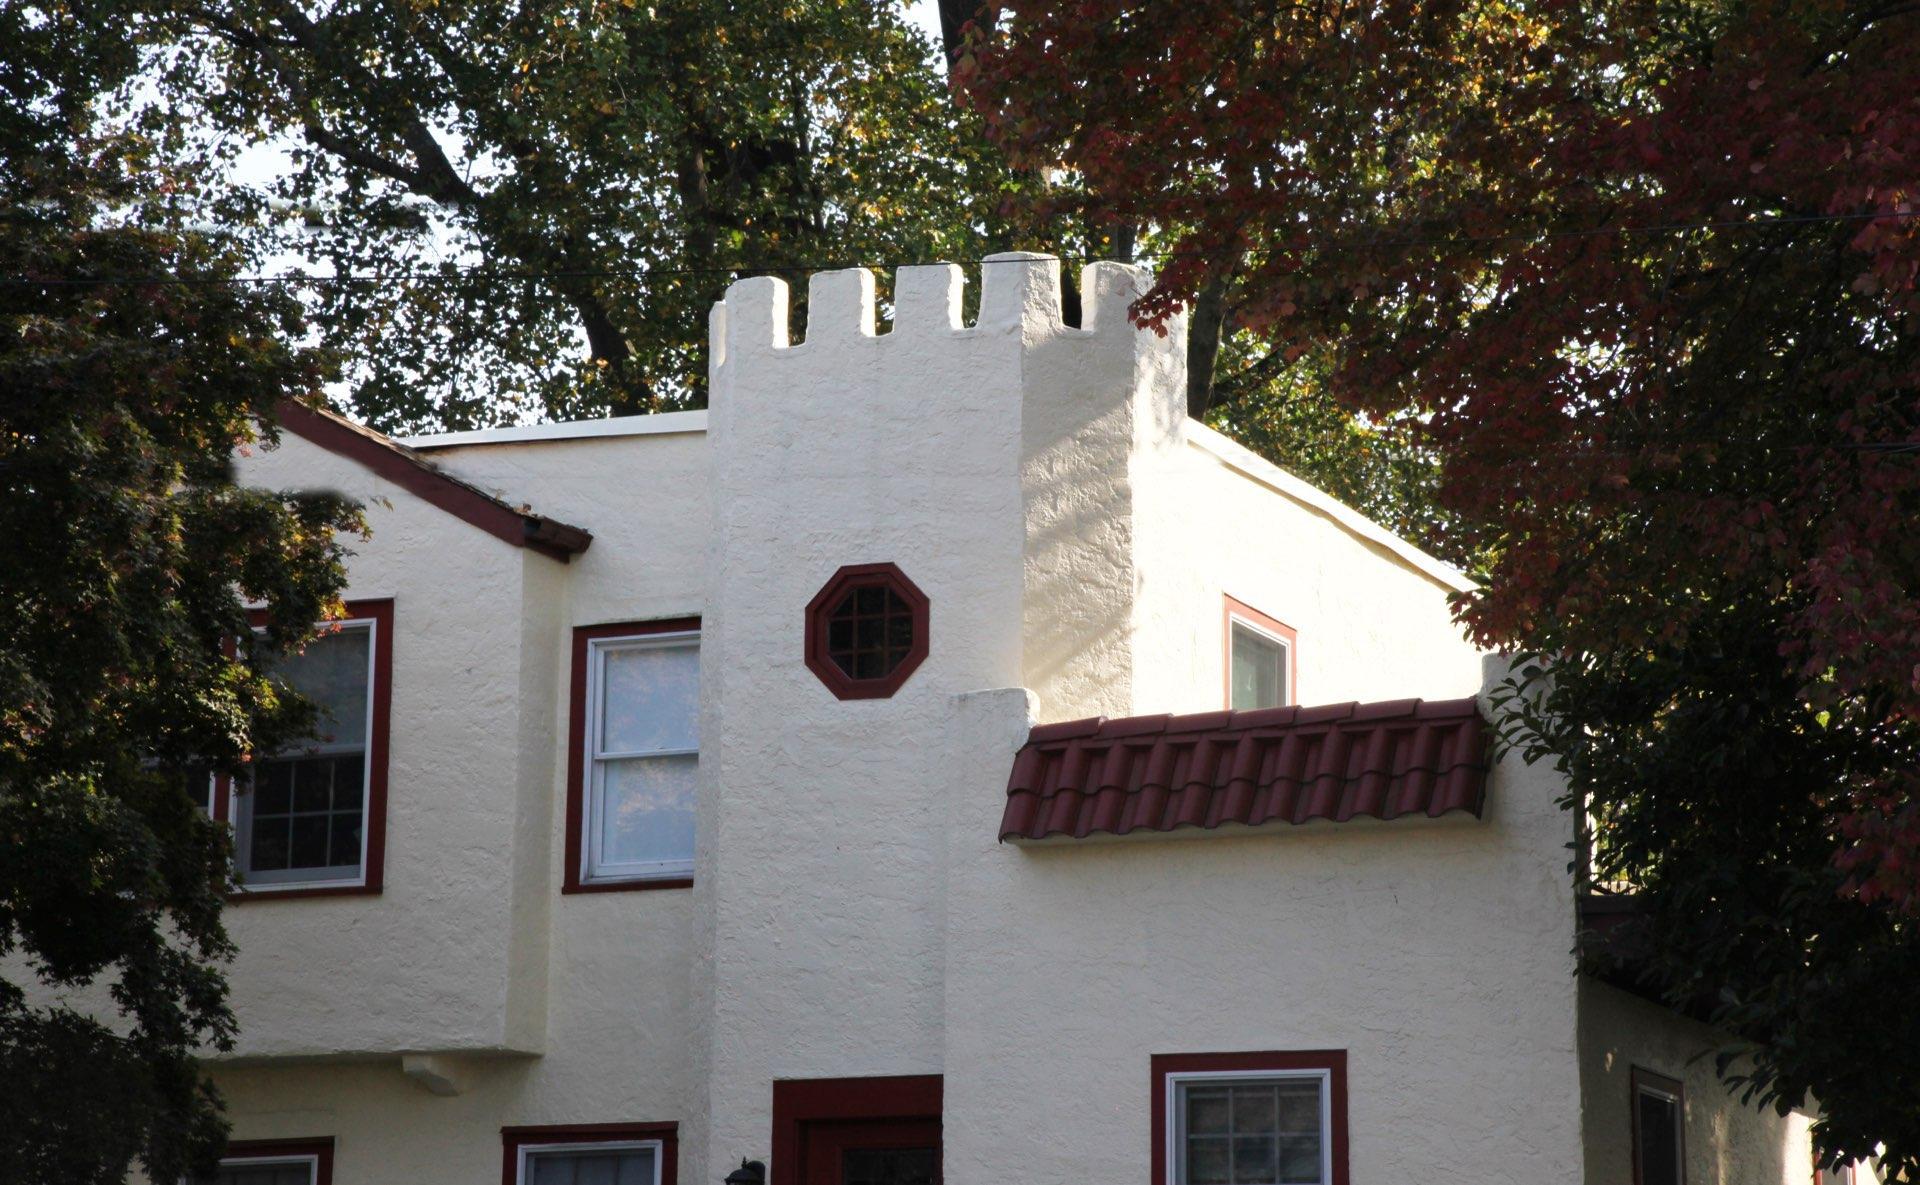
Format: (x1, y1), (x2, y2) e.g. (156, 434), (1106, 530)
(938, 0), (996, 67)
(1185, 274), (1231, 419)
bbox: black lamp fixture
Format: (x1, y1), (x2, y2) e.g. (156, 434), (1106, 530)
(723, 1159), (766, 1185)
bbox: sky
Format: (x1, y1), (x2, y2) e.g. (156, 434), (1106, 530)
(904, 0), (944, 47)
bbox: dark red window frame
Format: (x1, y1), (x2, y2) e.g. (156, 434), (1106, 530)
(216, 598), (394, 901)
(500, 1122), (679, 1185)
(1150, 1050), (1348, 1185)
(217, 1137), (336, 1184)
(1223, 594), (1298, 710)
(770, 1074), (943, 1185)
(803, 563), (930, 701)
(1630, 1066), (1687, 1185)
(564, 618), (701, 894)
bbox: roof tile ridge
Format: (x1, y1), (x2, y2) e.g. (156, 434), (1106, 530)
(1025, 716), (1108, 744)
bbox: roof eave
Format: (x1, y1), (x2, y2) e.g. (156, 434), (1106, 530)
(272, 399), (593, 563)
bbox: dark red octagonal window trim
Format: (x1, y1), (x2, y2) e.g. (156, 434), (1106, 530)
(804, 563), (930, 700)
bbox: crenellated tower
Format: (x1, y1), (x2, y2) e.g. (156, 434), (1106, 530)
(689, 253), (1188, 1183)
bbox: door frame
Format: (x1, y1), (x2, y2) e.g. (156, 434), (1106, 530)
(770, 1075), (943, 1185)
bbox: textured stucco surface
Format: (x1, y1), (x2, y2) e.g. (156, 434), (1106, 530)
(942, 663), (1584, 1185)
(1131, 425), (1482, 714)
(1578, 977), (1819, 1185)
(228, 432), (556, 1058)
(164, 257), (1797, 1185)
(187, 425), (707, 1179)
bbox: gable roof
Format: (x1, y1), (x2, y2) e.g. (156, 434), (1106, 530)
(999, 697), (1488, 842)
(274, 400), (592, 562)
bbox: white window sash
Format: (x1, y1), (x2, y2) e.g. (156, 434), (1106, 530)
(1166, 1067), (1333, 1185)
(516, 1138), (664, 1185)
(583, 632), (699, 884)
(231, 615), (379, 890)
(1229, 614), (1293, 709)
(196, 1153), (320, 1184)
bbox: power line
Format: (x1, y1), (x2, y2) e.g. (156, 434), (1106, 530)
(3, 208), (1916, 288)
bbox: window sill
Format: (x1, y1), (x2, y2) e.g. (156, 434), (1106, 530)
(562, 876), (694, 895)
(227, 881), (382, 903)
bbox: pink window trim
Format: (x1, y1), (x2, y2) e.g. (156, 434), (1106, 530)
(1223, 594), (1298, 709)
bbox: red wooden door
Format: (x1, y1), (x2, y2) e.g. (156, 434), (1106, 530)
(799, 1118), (940, 1185)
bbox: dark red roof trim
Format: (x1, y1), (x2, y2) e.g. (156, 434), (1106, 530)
(1000, 696), (1489, 842)
(275, 399), (592, 562)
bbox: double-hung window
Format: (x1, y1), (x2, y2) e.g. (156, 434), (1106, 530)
(228, 601), (391, 893)
(1225, 596), (1296, 711)
(1155, 1052), (1346, 1185)
(517, 1139), (662, 1185)
(502, 1123), (675, 1185)
(568, 619), (700, 891)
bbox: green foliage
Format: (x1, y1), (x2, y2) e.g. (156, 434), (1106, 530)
(1497, 602), (1920, 1171)
(131, 0), (1019, 432)
(1, 10), (363, 1179)
(973, 0), (1920, 1169)
(1203, 340), (1472, 570)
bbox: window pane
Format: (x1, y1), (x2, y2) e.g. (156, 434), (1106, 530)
(527, 1148), (654, 1185)
(1186, 1137), (1231, 1185)
(600, 642), (699, 753)
(1233, 1137), (1277, 1182)
(595, 754), (697, 870)
(1231, 624), (1287, 711)
(1180, 1078), (1323, 1185)
(1275, 1082), (1319, 1133)
(843, 1146), (938, 1185)
(241, 754), (364, 878)
(1636, 1089), (1682, 1185)
(270, 626), (372, 751)
(1188, 1089), (1232, 1135)
(1233, 1087), (1277, 1132)
(1278, 1136), (1322, 1184)
(249, 812), (291, 871)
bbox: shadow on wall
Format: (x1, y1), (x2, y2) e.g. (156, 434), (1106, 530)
(1579, 978), (1820, 1185)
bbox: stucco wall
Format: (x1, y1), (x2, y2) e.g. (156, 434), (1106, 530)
(227, 431), (553, 1058)
(167, 255), (1811, 1185)
(941, 668), (1585, 1185)
(185, 424), (708, 1176)
(1578, 977), (1818, 1185)
(412, 419), (709, 629)
(694, 260), (1042, 1185)
(1131, 424), (1482, 716)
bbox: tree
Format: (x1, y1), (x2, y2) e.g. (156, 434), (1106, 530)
(965, 0), (1920, 1171)
(117, 0), (1018, 433)
(0, 8), (363, 1179)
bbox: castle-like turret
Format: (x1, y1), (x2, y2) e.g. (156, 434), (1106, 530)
(694, 253), (1190, 1181)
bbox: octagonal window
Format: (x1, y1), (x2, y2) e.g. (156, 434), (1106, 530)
(805, 563), (930, 699)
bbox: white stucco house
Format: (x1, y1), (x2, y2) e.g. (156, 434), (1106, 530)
(183, 254), (1849, 1185)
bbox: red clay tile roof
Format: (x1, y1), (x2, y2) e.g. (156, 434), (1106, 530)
(999, 697), (1489, 842)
